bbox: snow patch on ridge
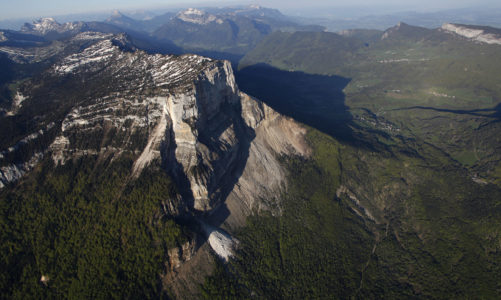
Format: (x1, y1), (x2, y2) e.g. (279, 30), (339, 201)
(32, 18), (60, 34)
(54, 39), (116, 74)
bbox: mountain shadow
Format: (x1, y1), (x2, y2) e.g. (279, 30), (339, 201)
(394, 104), (501, 128)
(236, 63), (356, 143)
(394, 104), (501, 118)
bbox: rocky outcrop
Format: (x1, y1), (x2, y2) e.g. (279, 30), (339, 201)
(0, 121), (55, 188)
(441, 23), (501, 45)
(0, 152), (44, 189)
(381, 22), (404, 40)
(219, 94), (310, 228)
(167, 239), (196, 271)
(381, 22), (431, 40)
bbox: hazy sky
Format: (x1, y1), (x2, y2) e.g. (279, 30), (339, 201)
(1, 0), (500, 21)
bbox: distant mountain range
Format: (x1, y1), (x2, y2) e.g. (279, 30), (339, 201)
(105, 10), (175, 33)
(4, 5), (501, 58)
(4, 6), (324, 59)
(116, 6), (324, 55)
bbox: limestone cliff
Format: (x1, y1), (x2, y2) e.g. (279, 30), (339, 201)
(441, 23), (501, 45)
(0, 32), (310, 289)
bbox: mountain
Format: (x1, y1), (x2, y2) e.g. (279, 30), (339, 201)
(0, 31), (308, 298)
(100, 5), (326, 60)
(105, 10), (144, 31)
(3, 15), (501, 298)
(380, 21), (433, 40)
(206, 5), (323, 32)
(13, 17), (182, 55)
(5, 6), (326, 64)
(105, 10), (175, 33)
(152, 6), (324, 56)
(153, 8), (256, 56)
(138, 12), (176, 32)
(21, 17), (72, 35)
(19, 17), (128, 40)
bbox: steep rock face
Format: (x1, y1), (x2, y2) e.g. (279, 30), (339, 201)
(220, 94), (310, 228)
(162, 60), (243, 211)
(42, 33), (239, 212)
(21, 32), (309, 216)
(441, 23), (501, 45)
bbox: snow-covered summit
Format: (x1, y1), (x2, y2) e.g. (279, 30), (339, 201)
(176, 8), (223, 25)
(21, 18), (85, 35)
(33, 18), (60, 34)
